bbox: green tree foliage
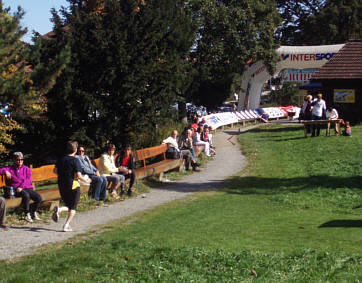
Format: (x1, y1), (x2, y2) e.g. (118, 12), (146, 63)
(276, 0), (325, 45)
(276, 0), (361, 45)
(269, 82), (300, 106)
(298, 0), (362, 44)
(186, 0), (280, 108)
(21, 0), (196, 162)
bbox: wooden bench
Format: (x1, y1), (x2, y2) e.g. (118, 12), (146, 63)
(301, 119), (342, 137)
(1, 144), (185, 210)
(1, 164), (90, 209)
(134, 144), (183, 180)
(93, 144), (184, 181)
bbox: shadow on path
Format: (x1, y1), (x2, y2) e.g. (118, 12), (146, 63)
(10, 226), (59, 232)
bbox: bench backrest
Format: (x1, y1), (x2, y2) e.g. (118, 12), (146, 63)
(135, 144), (168, 168)
(31, 164), (57, 182)
(0, 175), (5, 187)
(1, 144), (169, 189)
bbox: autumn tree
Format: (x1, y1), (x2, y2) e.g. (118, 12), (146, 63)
(0, 4), (69, 157)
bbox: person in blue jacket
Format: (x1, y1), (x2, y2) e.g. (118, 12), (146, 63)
(76, 145), (107, 201)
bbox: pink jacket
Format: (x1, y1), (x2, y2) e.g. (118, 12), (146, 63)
(0, 164), (34, 190)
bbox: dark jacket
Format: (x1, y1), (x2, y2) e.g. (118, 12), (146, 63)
(115, 154), (135, 170)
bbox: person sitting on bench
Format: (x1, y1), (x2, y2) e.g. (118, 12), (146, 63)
(178, 129), (200, 171)
(163, 130), (198, 171)
(76, 145), (107, 201)
(192, 126), (211, 156)
(98, 144), (125, 199)
(0, 152), (42, 223)
(325, 107), (339, 136)
(115, 144), (136, 197)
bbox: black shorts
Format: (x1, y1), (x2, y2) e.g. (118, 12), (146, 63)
(59, 187), (80, 210)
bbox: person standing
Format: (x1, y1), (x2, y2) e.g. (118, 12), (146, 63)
(311, 93), (326, 137)
(0, 197), (9, 230)
(53, 141), (91, 232)
(0, 152), (42, 223)
(76, 145), (107, 201)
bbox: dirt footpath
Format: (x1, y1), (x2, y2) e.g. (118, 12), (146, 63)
(0, 126), (254, 261)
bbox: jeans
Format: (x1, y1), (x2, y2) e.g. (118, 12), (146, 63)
(90, 175), (107, 201)
(15, 189), (42, 214)
(189, 147), (197, 161)
(121, 171), (135, 190)
(311, 115), (322, 136)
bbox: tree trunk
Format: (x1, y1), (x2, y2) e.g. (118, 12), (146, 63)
(178, 102), (188, 124)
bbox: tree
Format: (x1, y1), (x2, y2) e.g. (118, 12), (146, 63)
(22, 0), (196, 161)
(276, 0), (361, 45)
(298, 0), (362, 44)
(269, 82), (300, 106)
(185, 0), (280, 109)
(0, 4), (66, 156)
(275, 0), (326, 45)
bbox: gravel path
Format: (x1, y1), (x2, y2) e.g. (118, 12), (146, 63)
(0, 126), (254, 261)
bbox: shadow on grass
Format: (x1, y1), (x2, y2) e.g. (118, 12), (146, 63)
(248, 125), (302, 134)
(224, 175), (362, 195)
(319, 220), (362, 228)
(146, 174), (361, 196)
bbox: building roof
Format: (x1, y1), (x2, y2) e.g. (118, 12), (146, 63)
(311, 40), (362, 80)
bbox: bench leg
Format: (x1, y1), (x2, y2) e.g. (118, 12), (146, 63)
(178, 163), (184, 172)
(304, 124), (308, 138)
(158, 172), (164, 181)
(337, 122), (341, 136)
(326, 122), (330, 136)
(40, 200), (59, 211)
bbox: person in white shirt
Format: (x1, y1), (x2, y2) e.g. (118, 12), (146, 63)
(326, 107), (339, 136)
(162, 130), (198, 171)
(311, 93), (326, 137)
(192, 126), (211, 156)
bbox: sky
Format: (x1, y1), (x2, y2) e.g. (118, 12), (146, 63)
(3, 0), (69, 43)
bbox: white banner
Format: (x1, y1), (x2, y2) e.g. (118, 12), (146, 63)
(202, 107), (301, 130)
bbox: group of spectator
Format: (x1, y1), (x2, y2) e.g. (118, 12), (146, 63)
(0, 141), (137, 232)
(162, 117), (216, 171)
(0, 115), (219, 231)
(300, 93), (351, 137)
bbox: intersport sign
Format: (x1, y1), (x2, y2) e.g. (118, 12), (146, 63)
(281, 53), (336, 61)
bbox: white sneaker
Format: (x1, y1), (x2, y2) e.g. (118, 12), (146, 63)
(25, 213), (33, 223)
(63, 224), (73, 232)
(33, 212), (41, 221)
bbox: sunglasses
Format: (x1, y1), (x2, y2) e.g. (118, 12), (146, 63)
(16, 159), (23, 161)
(79, 150), (85, 152)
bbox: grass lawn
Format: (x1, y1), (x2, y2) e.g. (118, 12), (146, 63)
(0, 124), (361, 282)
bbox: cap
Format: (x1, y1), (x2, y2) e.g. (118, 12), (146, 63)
(317, 93), (322, 98)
